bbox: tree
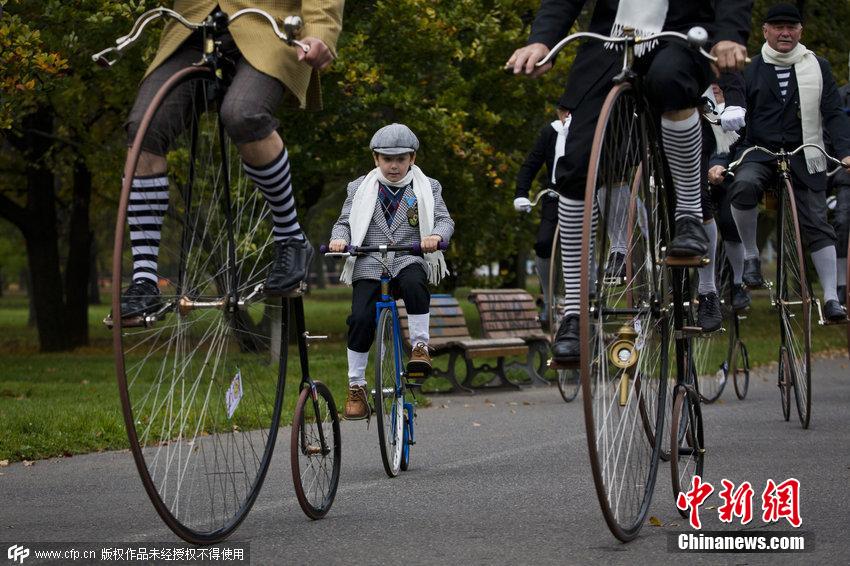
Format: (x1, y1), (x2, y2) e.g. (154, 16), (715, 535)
(0, 0), (152, 351)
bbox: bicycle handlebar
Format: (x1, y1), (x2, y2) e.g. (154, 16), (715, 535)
(528, 189), (560, 208)
(319, 242), (448, 257)
(92, 7), (308, 68)
(536, 27), (722, 69)
(726, 144), (847, 173)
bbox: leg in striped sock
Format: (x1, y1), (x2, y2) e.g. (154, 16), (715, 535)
(243, 148), (313, 292)
(121, 175), (168, 316)
(662, 111), (709, 257)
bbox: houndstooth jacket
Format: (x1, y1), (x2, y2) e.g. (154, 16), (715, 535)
(330, 174), (454, 282)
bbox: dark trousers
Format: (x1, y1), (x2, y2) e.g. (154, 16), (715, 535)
(347, 265), (430, 353)
(709, 181), (742, 243)
(832, 181), (850, 259)
(730, 161), (836, 252)
(555, 44), (712, 201)
(535, 195), (559, 258)
(125, 32), (284, 155)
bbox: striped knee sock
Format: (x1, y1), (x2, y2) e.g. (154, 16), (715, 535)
(128, 175), (169, 285)
(661, 112), (703, 221)
(559, 196), (597, 318)
(242, 148), (304, 242)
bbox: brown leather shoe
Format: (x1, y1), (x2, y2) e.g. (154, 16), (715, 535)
(406, 342), (432, 381)
(344, 385), (370, 420)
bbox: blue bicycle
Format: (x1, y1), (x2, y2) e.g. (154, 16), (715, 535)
(323, 242), (446, 476)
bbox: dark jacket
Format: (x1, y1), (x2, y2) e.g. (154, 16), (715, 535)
(515, 123), (559, 199)
(738, 54), (850, 191)
(527, 1), (752, 110)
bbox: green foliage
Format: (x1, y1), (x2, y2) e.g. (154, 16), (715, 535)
(287, 0), (565, 284)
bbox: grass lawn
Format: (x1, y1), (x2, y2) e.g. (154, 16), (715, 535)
(1, 284), (847, 463)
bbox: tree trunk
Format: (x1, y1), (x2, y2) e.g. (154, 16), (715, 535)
(88, 237), (101, 305)
(64, 159), (93, 347)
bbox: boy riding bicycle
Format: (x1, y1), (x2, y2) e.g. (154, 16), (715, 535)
(120, 0), (342, 316)
(329, 124), (455, 420)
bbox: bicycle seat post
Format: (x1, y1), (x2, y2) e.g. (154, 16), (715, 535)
(613, 28), (637, 84)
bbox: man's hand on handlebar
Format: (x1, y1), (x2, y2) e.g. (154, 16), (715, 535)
(298, 37), (333, 69)
(329, 239), (348, 252)
(842, 156), (850, 169)
(421, 235), (443, 254)
(506, 43), (552, 77)
(708, 165), (727, 185)
(513, 197), (532, 213)
(710, 40), (748, 74)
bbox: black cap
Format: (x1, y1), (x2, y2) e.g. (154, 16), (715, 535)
(764, 3), (802, 24)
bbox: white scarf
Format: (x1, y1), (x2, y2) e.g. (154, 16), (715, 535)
(610, 0), (668, 56)
(550, 116), (571, 184)
(340, 164), (448, 285)
(701, 86), (740, 154)
(761, 42), (826, 173)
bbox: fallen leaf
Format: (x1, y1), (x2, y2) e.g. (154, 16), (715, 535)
(508, 402), (518, 406)
(0, 460), (8, 467)
(441, 404), (449, 409)
(649, 516), (662, 527)
(463, 404), (471, 408)
(706, 505), (716, 510)
(472, 422), (481, 427)
(22, 461), (34, 467)
(81, 380), (90, 385)
(485, 402), (495, 408)
(510, 409), (516, 414)
(522, 401), (533, 406)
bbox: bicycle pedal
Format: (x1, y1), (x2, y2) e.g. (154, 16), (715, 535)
(677, 326), (725, 338)
(548, 358), (579, 369)
(662, 255), (708, 268)
(602, 276), (626, 286)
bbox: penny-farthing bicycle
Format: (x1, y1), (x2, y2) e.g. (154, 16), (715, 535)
(537, 27), (723, 541)
(95, 8), (340, 543)
(726, 144), (850, 429)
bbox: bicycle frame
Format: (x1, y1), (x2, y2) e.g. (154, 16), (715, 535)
(374, 266), (416, 451)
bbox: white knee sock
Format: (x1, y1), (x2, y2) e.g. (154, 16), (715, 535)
(698, 221), (718, 294)
(731, 206), (760, 259)
(661, 112), (703, 221)
(811, 246), (839, 303)
(598, 184), (630, 254)
(347, 348), (368, 387)
(724, 241), (746, 285)
(407, 313), (430, 347)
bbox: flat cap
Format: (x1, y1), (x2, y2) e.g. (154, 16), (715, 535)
(370, 123), (419, 155)
(764, 3), (802, 24)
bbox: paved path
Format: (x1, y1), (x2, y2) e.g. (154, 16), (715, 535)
(2, 356), (849, 565)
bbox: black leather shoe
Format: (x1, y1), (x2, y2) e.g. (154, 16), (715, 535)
(668, 217), (709, 257)
(838, 285), (847, 305)
(731, 283), (751, 311)
(604, 251), (626, 279)
(265, 236), (314, 294)
(823, 299), (847, 322)
(697, 292), (722, 332)
(742, 257), (765, 288)
(552, 314), (580, 361)
(119, 279), (161, 318)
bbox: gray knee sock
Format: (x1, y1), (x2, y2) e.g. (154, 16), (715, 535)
(811, 246), (839, 303)
(731, 206), (760, 259)
(725, 241), (746, 285)
(698, 221), (718, 294)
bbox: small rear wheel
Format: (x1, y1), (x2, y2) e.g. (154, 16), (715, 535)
(291, 381), (341, 519)
(732, 340), (750, 400)
(670, 385), (705, 514)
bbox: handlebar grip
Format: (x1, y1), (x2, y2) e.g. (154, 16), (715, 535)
(319, 244), (329, 254)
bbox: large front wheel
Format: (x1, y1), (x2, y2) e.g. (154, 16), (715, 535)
(374, 308), (404, 477)
(580, 83), (669, 541)
(112, 67), (286, 543)
(778, 181), (812, 428)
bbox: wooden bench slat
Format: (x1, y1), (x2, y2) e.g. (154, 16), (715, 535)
(475, 301), (537, 312)
(401, 316), (467, 330)
(479, 311), (539, 322)
(466, 346), (529, 358)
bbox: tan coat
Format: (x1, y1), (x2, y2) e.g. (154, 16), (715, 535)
(145, 1), (344, 110)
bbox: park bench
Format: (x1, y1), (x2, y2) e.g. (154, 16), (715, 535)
(396, 294), (530, 392)
(467, 288), (552, 386)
